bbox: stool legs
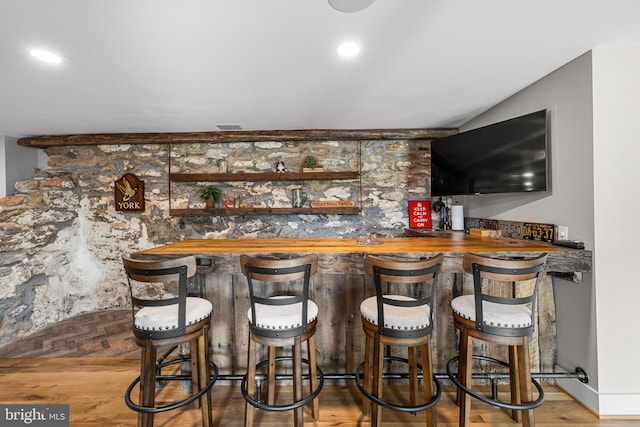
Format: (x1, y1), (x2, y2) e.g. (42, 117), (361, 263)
(139, 343), (156, 427)
(457, 330), (536, 427)
(244, 335), (257, 427)
(371, 333), (384, 427)
(293, 336), (303, 427)
(196, 328), (213, 427)
(409, 346), (419, 410)
(516, 339), (534, 427)
(307, 335), (320, 420)
(509, 345), (522, 422)
(361, 334), (373, 416)
(244, 331), (320, 427)
(422, 340), (437, 427)
(267, 347), (276, 406)
(362, 334), (437, 427)
(458, 328), (473, 427)
(137, 334), (212, 427)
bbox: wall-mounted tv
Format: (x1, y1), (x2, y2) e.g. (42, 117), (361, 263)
(431, 109), (549, 196)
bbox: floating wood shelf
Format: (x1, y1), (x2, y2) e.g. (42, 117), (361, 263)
(169, 171), (359, 183)
(170, 207), (361, 216)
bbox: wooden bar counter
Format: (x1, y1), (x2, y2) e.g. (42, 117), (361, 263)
(136, 233), (592, 377)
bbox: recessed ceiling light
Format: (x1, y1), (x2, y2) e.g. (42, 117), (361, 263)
(328, 0), (375, 13)
(336, 42), (360, 57)
(29, 49), (63, 64)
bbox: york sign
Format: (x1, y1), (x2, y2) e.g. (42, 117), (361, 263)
(115, 173), (145, 212)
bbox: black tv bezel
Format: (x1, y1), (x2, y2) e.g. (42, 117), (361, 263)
(430, 109), (550, 197)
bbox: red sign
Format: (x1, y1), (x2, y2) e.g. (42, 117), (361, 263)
(408, 200), (432, 229)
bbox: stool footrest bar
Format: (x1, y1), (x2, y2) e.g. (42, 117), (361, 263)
(240, 356), (324, 413)
(354, 356), (442, 413)
(125, 357), (218, 414)
(446, 355), (545, 411)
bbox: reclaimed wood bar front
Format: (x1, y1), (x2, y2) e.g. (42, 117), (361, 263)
(137, 233), (592, 377)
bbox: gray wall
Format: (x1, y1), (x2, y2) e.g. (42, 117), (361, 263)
(0, 136), (42, 197)
(456, 48), (640, 416)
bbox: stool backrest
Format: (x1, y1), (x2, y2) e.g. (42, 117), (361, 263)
(462, 252), (547, 337)
(122, 255), (197, 339)
(365, 253), (444, 338)
(240, 253), (318, 339)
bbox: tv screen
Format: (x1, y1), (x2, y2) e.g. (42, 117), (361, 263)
(431, 109), (549, 196)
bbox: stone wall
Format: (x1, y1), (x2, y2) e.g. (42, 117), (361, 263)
(0, 138), (442, 346)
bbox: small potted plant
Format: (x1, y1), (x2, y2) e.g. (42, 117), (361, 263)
(303, 155), (323, 172)
(198, 185), (224, 209)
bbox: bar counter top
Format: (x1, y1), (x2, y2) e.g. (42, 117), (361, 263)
(136, 233), (591, 373)
(138, 232), (591, 275)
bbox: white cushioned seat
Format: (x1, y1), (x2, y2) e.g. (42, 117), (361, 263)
(360, 295), (431, 331)
(451, 295), (531, 329)
(247, 296), (318, 330)
(134, 297), (213, 332)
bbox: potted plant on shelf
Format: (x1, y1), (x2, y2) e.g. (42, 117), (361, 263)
(198, 185), (224, 209)
(303, 155), (323, 172)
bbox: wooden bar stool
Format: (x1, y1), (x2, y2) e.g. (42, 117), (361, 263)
(355, 254), (444, 427)
(446, 252), (547, 427)
(122, 255), (217, 427)
(239, 254), (324, 427)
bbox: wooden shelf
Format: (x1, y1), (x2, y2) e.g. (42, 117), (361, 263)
(169, 171), (359, 183)
(168, 145), (363, 217)
(170, 207), (361, 216)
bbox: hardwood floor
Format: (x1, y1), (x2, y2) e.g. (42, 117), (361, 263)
(0, 309), (638, 426)
(0, 357), (638, 427)
(0, 309), (138, 358)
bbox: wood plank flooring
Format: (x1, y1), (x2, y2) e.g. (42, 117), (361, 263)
(0, 309), (638, 426)
(1, 357), (638, 427)
(0, 309), (138, 358)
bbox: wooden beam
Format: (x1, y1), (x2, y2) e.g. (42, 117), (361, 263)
(17, 128), (458, 148)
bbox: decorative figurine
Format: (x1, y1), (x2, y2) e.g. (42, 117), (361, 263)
(218, 159), (228, 173)
(276, 161), (286, 173)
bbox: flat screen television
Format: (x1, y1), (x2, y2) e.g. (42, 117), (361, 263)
(431, 109), (549, 196)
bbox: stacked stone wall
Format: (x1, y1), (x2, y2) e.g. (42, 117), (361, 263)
(0, 138), (436, 345)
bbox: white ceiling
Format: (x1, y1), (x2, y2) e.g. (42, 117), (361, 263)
(2, 0), (640, 139)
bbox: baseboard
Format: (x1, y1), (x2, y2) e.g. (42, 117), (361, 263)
(555, 364), (640, 417)
(598, 393), (640, 417)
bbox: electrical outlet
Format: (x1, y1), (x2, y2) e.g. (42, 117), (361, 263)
(558, 226), (568, 241)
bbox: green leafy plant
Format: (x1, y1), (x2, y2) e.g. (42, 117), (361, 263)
(304, 155), (318, 169)
(197, 185), (224, 203)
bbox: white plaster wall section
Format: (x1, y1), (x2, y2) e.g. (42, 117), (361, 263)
(0, 261), (31, 300)
(269, 187), (289, 207)
(30, 197), (154, 327)
(322, 186), (352, 200)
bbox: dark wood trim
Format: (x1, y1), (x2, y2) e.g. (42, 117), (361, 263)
(17, 128), (458, 148)
(169, 207), (361, 216)
(169, 171), (360, 183)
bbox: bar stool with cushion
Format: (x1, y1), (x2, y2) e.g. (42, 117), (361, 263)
(355, 253), (444, 427)
(446, 252), (547, 427)
(122, 255), (217, 427)
(240, 253), (324, 427)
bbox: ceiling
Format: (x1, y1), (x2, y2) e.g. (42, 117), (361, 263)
(2, 0), (640, 139)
